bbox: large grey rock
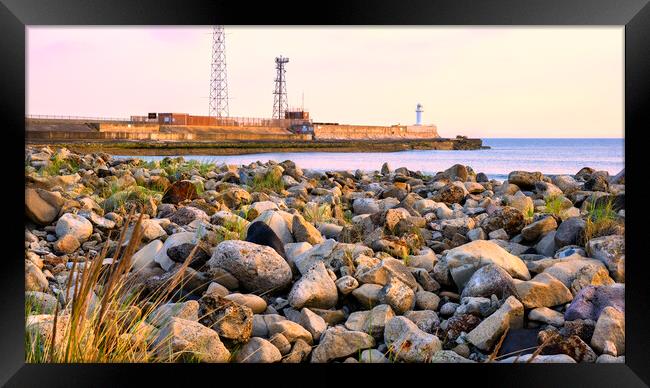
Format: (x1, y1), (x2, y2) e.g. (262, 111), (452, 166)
(351, 284), (383, 309)
(55, 213), (93, 242)
(513, 272), (573, 309)
(234, 337), (282, 363)
(543, 256), (614, 295)
(155, 317), (230, 362)
(378, 278), (415, 315)
(310, 327), (375, 363)
(587, 235), (625, 283)
(508, 171), (544, 190)
(444, 240), (531, 290)
(25, 188), (62, 225)
(292, 215), (324, 245)
(299, 308), (328, 342)
(521, 216), (557, 241)
(154, 232), (198, 271)
(354, 257), (418, 291)
(591, 306), (625, 357)
(565, 284), (624, 321)
(224, 293), (267, 314)
(461, 264), (518, 300)
(250, 210), (294, 245)
(466, 296), (524, 351)
(131, 239), (163, 272)
(199, 295), (253, 344)
(207, 240), (292, 293)
(555, 217), (586, 248)
(535, 231), (557, 257)
(288, 261), (338, 309)
(384, 316), (442, 362)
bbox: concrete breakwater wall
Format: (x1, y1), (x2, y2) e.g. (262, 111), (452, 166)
(313, 124), (439, 140)
(27, 130), (312, 142)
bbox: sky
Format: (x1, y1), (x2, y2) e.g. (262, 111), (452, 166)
(26, 26), (624, 138)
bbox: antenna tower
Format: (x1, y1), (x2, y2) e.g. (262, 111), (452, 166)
(272, 56), (289, 119)
(209, 25), (229, 118)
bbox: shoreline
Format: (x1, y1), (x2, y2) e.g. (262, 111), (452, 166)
(24, 137), (489, 156)
(24, 145), (625, 364)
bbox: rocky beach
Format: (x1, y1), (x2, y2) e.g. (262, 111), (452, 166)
(24, 145), (625, 363)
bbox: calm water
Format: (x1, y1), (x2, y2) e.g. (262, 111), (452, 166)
(121, 138), (624, 181)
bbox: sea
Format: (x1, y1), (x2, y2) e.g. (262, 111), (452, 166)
(122, 138), (625, 181)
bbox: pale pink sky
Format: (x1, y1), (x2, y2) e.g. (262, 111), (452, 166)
(26, 26), (624, 138)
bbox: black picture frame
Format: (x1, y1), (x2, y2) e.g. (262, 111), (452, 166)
(3, 0), (649, 386)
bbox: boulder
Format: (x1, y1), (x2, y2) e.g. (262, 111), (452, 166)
(586, 235), (624, 283)
(53, 234), (80, 254)
(288, 261), (338, 309)
(466, 296), (524, 351)
(223, 293), (267, 314)
(234, 337), (282, 363)
(543, 256), (614, 295)
(521, 216), (557, 241)
(153, 232), (198, 271)
(378, 278), (416, 315)
(267, 320), (313, 344)
(155, 317), (230, 362)
(555, 217), (586, 248)
(481, 206), (525, 236)
(591, 306), (625, 356)
(461, 264), (518, 300)
(310, 327), (375, 363)
(169, 206), (210, 226)
(292, 215), (324, 245)
(528, 307), (565, 326)
(444, 240), (531, 290)
(384, 316), (442, 362)
(250, 210), (294, 245)
(131, 240), (164, 272)
(207, 240), (292, 294)
(147, 300), (199, 327)
(55, 213), (93, 243)
(199, 295), (253, 344)
(432, 183), (466, 204)
(514, 273), (573, 309)
(25, 188), (62, 225)
(564, 284), (624, 321)
(508, 171), (544, 190)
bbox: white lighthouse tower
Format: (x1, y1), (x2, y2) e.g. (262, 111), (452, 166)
(415, 103), (424, 125)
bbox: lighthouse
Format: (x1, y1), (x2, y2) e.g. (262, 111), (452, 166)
(415, 103), (423, 125)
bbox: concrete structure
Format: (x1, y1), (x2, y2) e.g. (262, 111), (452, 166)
(312, 123), (438, 140)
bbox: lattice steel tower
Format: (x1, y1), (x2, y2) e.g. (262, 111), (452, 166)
(209, 25), (229, 118)
(272, 56), (289, 119)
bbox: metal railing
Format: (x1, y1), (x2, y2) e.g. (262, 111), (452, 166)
(27, 114), (313, 128)
(26, 114), (132, 122)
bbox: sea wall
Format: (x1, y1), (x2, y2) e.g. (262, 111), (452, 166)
(313, 124), (439, 140)
(26, 130), (312, 142)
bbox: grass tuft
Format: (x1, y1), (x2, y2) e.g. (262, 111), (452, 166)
(25, 210), (206, 363)
(251, 172), (284, 193)
(584, 196), (622, 242)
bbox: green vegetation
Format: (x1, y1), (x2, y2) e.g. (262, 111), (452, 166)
(584, 196), (622, 242)
(251, 171), (284, 193)
(303, 203), (333, 223)
(544, 195), (564, 217)
(101, 185), (163, 213)
(37, 154), (80, 177)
